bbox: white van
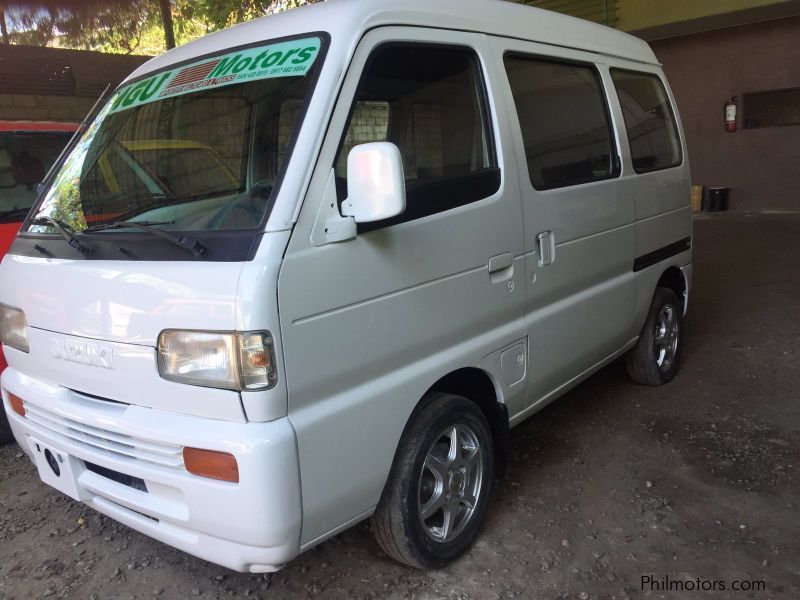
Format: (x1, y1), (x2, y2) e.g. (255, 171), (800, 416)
(0, 0), (691, 572)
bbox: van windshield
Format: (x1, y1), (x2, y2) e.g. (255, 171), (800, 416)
(26, 36), (323, 241)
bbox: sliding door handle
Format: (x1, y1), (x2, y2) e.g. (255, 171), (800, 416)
(537, 231), (554, 266)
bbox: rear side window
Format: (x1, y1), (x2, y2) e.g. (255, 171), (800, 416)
(611, 70), (682, 173)
(335, 43), (499, 230)
(504, 55), (617, 190)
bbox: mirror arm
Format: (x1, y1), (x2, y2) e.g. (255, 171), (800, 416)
(310, 169), (357, 246)
(323, 213), (357, 243)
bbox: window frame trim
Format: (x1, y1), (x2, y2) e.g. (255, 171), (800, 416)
(503, 51), (622, 192)
(332, 40), (501, 232)
(609, 67), (684, 175)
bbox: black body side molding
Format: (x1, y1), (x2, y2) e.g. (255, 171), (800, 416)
(633, 237), (691, 272)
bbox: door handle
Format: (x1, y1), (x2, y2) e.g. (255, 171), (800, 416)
(537, 231), (554, 266)
(488, 252), (513, 274)
(488, 252), (514, 283)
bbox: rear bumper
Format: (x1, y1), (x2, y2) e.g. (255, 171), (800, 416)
(681, 262), (692, 316)
(1, 367), (302, 573)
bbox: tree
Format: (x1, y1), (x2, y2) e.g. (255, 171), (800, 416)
(158, 0), (175, 49)
(1, 8), (9, 44)
(3, 0), (323, 54)
(4, 1), (152, 51)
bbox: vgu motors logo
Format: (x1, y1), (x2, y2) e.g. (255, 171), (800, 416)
(51, 338), (114, 370)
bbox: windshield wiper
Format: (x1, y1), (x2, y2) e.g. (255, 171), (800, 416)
(30, 217), (93, 256)
(84, 220), (175, 232)
(87, 220), (207, 258)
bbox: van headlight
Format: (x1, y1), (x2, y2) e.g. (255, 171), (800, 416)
(157, 330), (277, 391)
(0, 304), (29, 353)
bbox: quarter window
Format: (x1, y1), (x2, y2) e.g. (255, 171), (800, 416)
(504, 55), (617, 190)
(611, 70), (682, 173)
(335, 43), (499, 230)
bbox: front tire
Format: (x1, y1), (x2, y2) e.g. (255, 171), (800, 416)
(626, 287), (684, 386)
(372, 393), (494, 569)
(0, 411), (14, 445)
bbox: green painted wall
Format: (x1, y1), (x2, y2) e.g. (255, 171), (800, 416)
(617, 0), (789, 31)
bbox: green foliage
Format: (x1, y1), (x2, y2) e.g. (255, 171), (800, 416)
(49, 176), (88, 231)
(191, 0), (316, 29)
(4, 0), (323, 55)
(5, 1), (149, 51)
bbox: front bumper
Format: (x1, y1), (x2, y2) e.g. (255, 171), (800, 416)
(1, 367), (302, 573)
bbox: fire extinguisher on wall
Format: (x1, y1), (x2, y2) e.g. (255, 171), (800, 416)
(724, 96), (737, 132)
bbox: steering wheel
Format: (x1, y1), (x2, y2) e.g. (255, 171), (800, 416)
(207, 180), (272, 230)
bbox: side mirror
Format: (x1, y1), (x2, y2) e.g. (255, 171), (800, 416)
(342, 142), (405, 223)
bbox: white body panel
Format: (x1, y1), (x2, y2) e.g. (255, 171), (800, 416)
(0, 254), (249, 420)
(277, 27), (527, 543)
(2, 369), (302, 572)
(0, 254), (242, 345)
(0, 0), (690, 573)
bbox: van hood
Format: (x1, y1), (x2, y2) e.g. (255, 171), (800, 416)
(0, 254), (244, 346)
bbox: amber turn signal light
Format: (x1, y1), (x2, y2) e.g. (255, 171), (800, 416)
(183, 447), (239, 483)
(7, 392), (25, 417)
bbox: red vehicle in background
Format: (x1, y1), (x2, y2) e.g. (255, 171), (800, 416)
(0, 120), (78, 442)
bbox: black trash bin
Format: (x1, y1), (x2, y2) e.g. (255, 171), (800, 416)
(705, 187), (730, 212)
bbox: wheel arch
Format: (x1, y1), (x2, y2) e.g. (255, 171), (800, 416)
(404, 367), (510, 479)
(656, 265), (688, 313)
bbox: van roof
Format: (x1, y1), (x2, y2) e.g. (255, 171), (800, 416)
(126, 0), (657, 83)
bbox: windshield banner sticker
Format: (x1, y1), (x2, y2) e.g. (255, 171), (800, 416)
(109, 37), (321, 114)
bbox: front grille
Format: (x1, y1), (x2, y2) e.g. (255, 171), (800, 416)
(69, 389), (129, 406)
(23, 403), (184, 469)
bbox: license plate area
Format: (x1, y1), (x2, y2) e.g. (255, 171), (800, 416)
(85, 461), (148, 493)
(30, 437), (88, 501)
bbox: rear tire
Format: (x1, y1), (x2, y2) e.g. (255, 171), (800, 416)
(626, 287), (683, 386)
(372, 393), (494, 569)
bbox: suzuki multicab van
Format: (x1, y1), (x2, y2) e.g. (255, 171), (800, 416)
(0, 0), (691, 572)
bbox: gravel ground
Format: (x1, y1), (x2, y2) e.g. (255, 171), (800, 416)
(1, 212), (799, 600)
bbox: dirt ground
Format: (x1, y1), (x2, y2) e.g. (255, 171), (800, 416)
(1, 212), (798, 600)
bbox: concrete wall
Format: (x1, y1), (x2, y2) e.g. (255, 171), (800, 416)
(334, 101), (390, 173)
(651, 16), (800, 210)
(0, 45), (149, 123)
(0, 93), (95, 122)
(617, 0), (790, 32)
